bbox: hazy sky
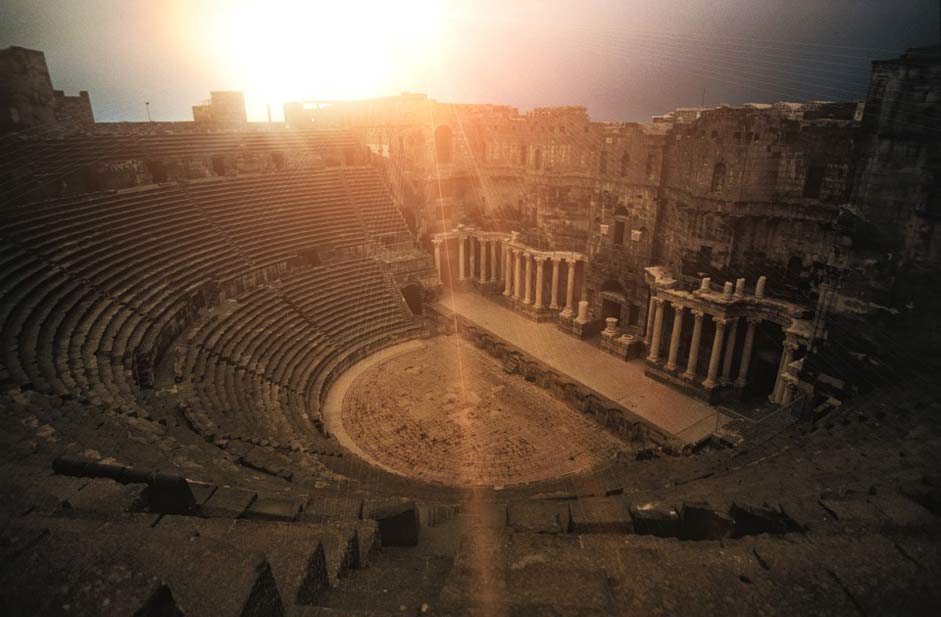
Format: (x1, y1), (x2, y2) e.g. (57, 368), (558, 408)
(1, 0), (937, 123)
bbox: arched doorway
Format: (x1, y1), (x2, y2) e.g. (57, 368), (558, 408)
(401, 283), (423, 315)
(600, 280), (627, 323)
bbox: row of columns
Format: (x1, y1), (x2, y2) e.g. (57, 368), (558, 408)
(433, 236), (502, 284)
(503, 248), (581, 317)
(645, 297), (762, 390)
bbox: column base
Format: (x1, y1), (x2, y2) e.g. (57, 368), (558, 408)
(549, 303), (559, 310)
(681, 371), (697, 381)
(646, 355), (660, 364)
(733, 378), (747, 388)
(703, 378), (719, 389)
(523, 299), (533, 305)
(665, 362), (678, 372)
(560, 308), (574, 319)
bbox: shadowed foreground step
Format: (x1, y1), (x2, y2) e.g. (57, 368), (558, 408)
(0, 517), (284, 617)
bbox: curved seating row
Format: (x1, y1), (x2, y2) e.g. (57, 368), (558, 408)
(175, 258), (422, 454)
(0, 166), (417, 435)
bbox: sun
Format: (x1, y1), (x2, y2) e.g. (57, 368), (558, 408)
(192, 0), (446, 119)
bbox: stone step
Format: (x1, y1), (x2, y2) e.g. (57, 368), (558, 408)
(0, 517), (284, 617)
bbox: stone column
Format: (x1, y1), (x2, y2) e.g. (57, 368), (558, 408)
(503, 245), (512, 296)
(523, 253), (534, 304)
(513, 250), (522, 300)
(534, 258), (546, 309)
(576, 299), (590, 322)
(703, 317), (728, 388)
(665, 303), (686, 371)
(479, 240), (488, 283)
(433, 240), (442, 282)
(468, 237), (476, 279)
(721, 317), (739, 385)
(561, 259), (576, 317)
(771, 339), (799, 404)
(458, 237), (466, 280)
(549, 258), (561, 310)
(682, 310), (705, 380)
(734, 318), (760, 387)
(646, 298), (666, 363)
(645, 294), (657, 345)
(490, 240), (498, 281)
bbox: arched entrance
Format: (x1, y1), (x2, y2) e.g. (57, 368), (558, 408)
(600, 280), (627, 322)
(401, 283), (423, 315)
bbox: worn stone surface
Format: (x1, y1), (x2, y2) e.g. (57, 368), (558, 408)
(341, 337), (624, 486)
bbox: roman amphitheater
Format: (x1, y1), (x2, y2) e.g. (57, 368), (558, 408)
(0, 44), (939, 616)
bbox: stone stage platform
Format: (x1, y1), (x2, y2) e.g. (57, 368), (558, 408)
(438, 290), (730, 444)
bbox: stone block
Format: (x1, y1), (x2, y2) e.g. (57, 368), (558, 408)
(244, 496), (303, 522)
(507, 500), (571, 534)
(629, 501), (680, 537)
(199, 486), (257, 518)
(680, 501), (734, 540)
(367, 500), (420, 547)
(303, 494), (363, 521)
(569, 497), (632, 534)
(730, 502), (799, 537)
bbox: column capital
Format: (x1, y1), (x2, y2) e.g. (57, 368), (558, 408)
(746, 317), (762, 325)
(652, 297), (664, 306)
(691, 309), (705, 319)
(712, 316), (729, 327)
(784, 339), (801, 351)
(669, 302), (686, 312)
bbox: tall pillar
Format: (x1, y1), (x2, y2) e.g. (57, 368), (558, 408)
(561, 259), (576, 317)
(703, 317), (728, 388)
(479, 240), (488, 283)
(734, 318), (760, 387)
(503, 246), (512, 295)
(458, 237), (466, 280)
(513, 250), (522, 300)
(682, 310), (705, 380)
(646, 298), (666, 362)
(549, 259), (561, 310)
(468, 237), (476, 279)
(665, 303), (686, 371)
(721, 317), (739, 385)
(490, 240), (498, 281)
(433, 240), (442, 282)
(772, 338), (798, 404)
(645, 294), (657, 344)
(534, 258), (546, 309)
(523, 254), (533, 305)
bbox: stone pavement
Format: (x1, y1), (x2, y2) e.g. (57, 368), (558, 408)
(438, 291), (730, 443)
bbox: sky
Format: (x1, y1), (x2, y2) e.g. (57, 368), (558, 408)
(1, 0), (938, 123)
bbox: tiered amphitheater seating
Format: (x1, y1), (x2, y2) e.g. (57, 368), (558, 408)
(175, 258), (422, 453)
(0, 166), (419, 431)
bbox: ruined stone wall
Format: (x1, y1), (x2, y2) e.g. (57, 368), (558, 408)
(53, 90), (94, 127)
(0, 46), (58, 132)
(657, 104), (858, 297)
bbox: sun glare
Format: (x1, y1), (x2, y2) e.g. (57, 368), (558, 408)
(198, 0), (445, 119)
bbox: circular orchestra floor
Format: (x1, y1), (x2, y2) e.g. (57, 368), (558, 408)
(331, 336), (626, 487)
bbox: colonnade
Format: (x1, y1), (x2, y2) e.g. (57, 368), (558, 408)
(431, 231), (587, 320)
(502, 247), (585, 318)
(644, 295), (801, 405)
(432, 234), (503, 284)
